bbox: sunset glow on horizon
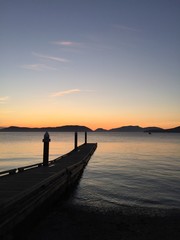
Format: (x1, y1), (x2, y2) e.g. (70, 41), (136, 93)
(1, 1), (180, 130)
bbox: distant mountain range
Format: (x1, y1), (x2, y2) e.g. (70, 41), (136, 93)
(0, 125), (180, 133)
(0, 125), (92, 132)
(110, 126), (180, 133)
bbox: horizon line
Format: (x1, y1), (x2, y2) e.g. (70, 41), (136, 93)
(0, 124), (179, 131)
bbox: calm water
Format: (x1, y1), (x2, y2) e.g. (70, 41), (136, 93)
(0, 132), (180, 210)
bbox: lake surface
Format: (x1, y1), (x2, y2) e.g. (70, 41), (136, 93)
(0, 132), (180, 210)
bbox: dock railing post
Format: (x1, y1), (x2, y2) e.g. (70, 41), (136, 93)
(42, 132), (51, 166)
(74, 132), (78, 151)
(85, 131), (87, 144)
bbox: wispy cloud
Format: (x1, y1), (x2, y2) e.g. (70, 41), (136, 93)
(52, 41), (80, 47)
(33, 52), (69, 63)
(112, 24), (141, 32)
(51, 89), (81, 97)
(21, 64), (56, 71)
(0, 96), (9, 104)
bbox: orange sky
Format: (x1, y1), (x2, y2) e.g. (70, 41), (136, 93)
(1, 1), (180, 131)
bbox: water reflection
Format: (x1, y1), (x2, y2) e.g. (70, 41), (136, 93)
(68, 133), (180, 209)
(0, 132), (180, 209)
(0, 132), (75, 170)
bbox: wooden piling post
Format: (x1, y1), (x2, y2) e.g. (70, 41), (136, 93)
(85, 131), (87, 144)
(74, 132), (78, 151)
(43, 132), (51, 166)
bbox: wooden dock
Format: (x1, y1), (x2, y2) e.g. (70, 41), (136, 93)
(0, 142), (97, 238)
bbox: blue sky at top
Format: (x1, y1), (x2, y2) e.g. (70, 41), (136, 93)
(0, 0), (180, 128)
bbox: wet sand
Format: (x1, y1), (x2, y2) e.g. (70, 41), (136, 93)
(16, 201), (180, 240)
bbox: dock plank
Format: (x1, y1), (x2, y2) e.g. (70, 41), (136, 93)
(0, 143), (97, 237)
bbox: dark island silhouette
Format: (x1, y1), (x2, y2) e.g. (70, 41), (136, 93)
(0, 125), (92, 132)
(0, 125), (180, 133)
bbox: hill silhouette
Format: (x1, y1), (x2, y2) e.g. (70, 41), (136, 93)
(0, 125), (92, 132)
(94, 128), (108, 132)
(166, 126), (180, 133)
(0, 125), (179, 133)
(110, 125), (143, 132)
